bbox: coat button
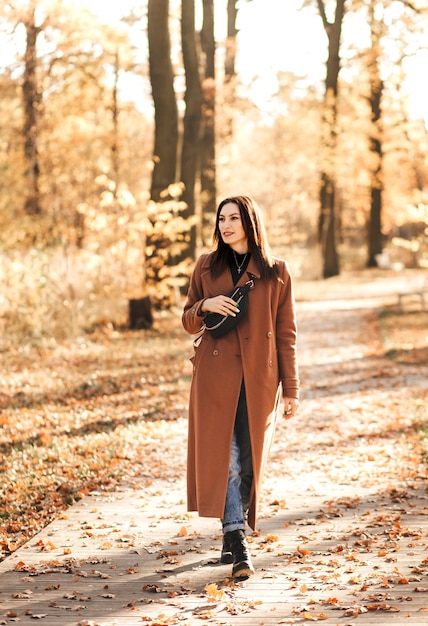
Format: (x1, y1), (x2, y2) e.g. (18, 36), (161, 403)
(213, 349), (219, 356)
(268, 359), (273, 367)
(191, 308), (196, 315)
(266, 331), (273, 337)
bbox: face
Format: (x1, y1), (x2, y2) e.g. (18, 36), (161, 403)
(218, 202), (248, 252)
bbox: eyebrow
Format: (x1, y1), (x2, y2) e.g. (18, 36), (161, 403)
(219, 211), (240, 217)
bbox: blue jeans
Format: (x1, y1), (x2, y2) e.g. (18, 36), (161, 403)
(222, 382), (253, 534)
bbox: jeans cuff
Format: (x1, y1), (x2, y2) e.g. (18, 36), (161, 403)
(222, 520), (245, 534)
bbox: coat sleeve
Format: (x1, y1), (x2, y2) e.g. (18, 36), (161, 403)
(182, 255), (208, 335)
(276, 261), (300, 400)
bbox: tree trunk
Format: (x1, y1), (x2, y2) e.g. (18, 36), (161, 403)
(144, 0), (180, 315)
(316, 0), (346, 278)
(200, 0), (217, 243)
(368, 186), (382, 266)
(22, 4), (42, 215)
(225, 0), (238, 83)
(129, 297), (153, 329)
(219, 0), (238, 166)
(180, 0), (202, 260)
(111, 49), (120, 192)
(148, 0), (178, 202)
(367, 4), (384, 267)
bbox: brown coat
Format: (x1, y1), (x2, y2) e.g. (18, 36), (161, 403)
(182, 252), (299, 529)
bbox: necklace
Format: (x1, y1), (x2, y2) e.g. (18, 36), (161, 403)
(233, 250), (248, 274)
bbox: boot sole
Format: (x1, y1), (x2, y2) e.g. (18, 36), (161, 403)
(232, 563), (255, 579)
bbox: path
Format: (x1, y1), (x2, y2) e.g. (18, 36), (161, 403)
(0, 276), (427, 625)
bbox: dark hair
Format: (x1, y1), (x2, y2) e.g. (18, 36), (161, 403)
(210, 195), (279, 280)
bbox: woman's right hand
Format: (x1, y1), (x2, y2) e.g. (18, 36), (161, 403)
(202, 295), (240, 317)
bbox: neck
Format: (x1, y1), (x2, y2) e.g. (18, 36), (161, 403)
(231, 244), (248, 255)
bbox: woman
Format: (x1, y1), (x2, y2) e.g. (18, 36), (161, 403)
(182, 196), (299, 579)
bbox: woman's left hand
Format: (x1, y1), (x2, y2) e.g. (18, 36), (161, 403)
(282, 398), (299, 419)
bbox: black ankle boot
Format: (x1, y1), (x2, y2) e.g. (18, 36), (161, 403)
(220, 534), (233, 564)
(225, 529), (255, 579)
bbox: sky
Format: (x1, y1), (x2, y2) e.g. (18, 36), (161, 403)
(233, 0), (327, 110)
(233, 0), (428, 122)
(1, 0), (424, 124)
(84, 0), (427, 125)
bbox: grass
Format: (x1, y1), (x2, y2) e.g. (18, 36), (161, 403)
(378, 307), (428, 365)
(378, 304), (428, 460)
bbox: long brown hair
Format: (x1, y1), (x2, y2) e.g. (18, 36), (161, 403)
(210, 196), (280, 280)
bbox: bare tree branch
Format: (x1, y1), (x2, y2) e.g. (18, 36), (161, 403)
(400, 0), (425, 12)
(316, 0), (330, 30)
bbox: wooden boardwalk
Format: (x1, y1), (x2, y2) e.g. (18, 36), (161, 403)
(1, 472), (428, 625)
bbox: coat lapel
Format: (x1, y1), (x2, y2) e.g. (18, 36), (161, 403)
(238, 255), (260, 286)
(202, 252), (260, 294)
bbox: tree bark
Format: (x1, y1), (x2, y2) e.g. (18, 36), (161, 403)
(225, 0), (238, 83)
(145, 0), (180, 314)
(22, 3), (42, 215)
(148, 0), (178, 202)
(111, 49), (120, 192)
(129, 297), (153, 329)
(316, 0), (346, 278)
(180, 0), (202, 259)
(367, 3), (384, 267)
(220, 0), (239, 149)
(200, 0), (217, 243)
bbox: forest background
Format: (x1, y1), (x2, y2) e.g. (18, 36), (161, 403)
(1, 0), (428, 346)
